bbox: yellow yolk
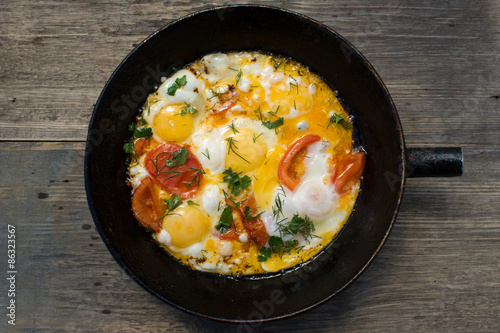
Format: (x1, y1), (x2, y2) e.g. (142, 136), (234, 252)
(224, 128), (267, 174)
(153, 104), (194, 142)
(162, 204), (208, 248)
(253, 145), (286, 210)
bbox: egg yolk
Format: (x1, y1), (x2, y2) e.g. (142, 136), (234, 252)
(253, 145), (285, 210)
(162, 204), (208, 248)
(224, 128), (267, 173)
(153, 104), (194, 142)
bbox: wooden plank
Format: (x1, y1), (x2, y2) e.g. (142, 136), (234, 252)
(0, 0), (498, 144)
(0, 142), (498, 331)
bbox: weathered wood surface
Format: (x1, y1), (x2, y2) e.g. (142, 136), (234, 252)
(0, 0), (499, 332)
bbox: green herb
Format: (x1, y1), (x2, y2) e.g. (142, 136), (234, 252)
(270, 58), (283, 70)
(243, 205), (263, 221)
(215, 206), (234, 233)
(272, 185), (286, 221)
(134, 127), (153, 139)
(235, 69), (243, 86)
(258, 236), (299, 261)
(162, 147), (189, 167)
(155, 194), (183, 225)
(187, 200), (199, 206)
(207, 90), (222, 100)
(257, 246), (272, 262)
(253, 132), (263, 143)
(201, 148), (211, 160)
(229, 122), (239, 134)
(128, 122), (153, 139)
(180, 103), (198, 116)
(123, 142), (135, 154)
(262, 117), (284, 130)
(254, 105), (263, 121)
(286, 214), (316, 241)
(164, 194), (182, 211)
(327, 113), (352, 131)
(183, 167), (204, 188)
(225, 137), (251, 164)
(222, 168), (251, 196)
(167, 75), (187, 96)
(268, 105), (280, 116)
(139, 117), (147, 126)
(289, 75), (299, 94)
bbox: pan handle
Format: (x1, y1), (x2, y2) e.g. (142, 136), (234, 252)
(405, 147), (463, 178)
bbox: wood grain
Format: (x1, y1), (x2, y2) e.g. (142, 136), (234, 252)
(0, 0), (499, 332)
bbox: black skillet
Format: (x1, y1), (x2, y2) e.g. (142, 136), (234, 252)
(84, 5), (463, 322)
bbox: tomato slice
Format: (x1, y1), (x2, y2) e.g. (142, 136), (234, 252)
(134, 137), (151, 156)
(219, 198), (245, 241)
(218, 195), (269, 247)
(239, 195), (269, 248)
(131, 177), (166, 233)
(278, 134), (321, 191)
(332, 151), (366, 195)
(145, 143), (203, 200)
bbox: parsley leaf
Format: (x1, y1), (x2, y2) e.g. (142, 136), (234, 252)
(327, 113), (352, 131)
(222, 168), (251, 196)
(164, 194), (182, 211)
(134, 127), (153, 139)
(262, 117), (284, 130)
(180, 103), (198, 116)
(167, 75), (187, 96)
(163, 147), (189, 167)
(123, 142), (135, 154)
(215, 206), (233, 233)
(257, 246), (272, 262)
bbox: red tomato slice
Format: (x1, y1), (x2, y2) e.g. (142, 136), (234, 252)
(332, 151), (366, 195)
(131, 177), (166, 233)
(278, 134), (321, 191)
(134, 137), (151, 156)
(145, 143), (203, 200)
(217, 196), (269, 247)
(239, 195), (269, 248)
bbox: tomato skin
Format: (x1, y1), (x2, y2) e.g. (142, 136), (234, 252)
(332, 151), (366, 195)
(131, 177), (165, 233)
(145, 143), (203, 200)
(218, 195), (269, 247)
(278, 135), (321, 191)
(238, 195), (269, 247)
(134, 137), (151, 156)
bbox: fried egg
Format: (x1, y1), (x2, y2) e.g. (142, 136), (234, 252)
(126, 51), (365, 275)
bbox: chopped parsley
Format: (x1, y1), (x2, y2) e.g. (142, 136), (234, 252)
(215, 206), (234, 233)
(222, 168), (251, 196)
(262, 117), (284, 130)
(123, 123), (153, 154)
(258, 236), (299, 261)
(155, 194), (183, 225)
(123, 142), (135, 154)
(164, 194), (182, 212)
(162, 147), (189, 167)
(180, 103), (198, 116)
(327, 113), (352, 131)
(167, 75), (187, 96)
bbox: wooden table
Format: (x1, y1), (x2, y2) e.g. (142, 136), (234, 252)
(1, 1), (499, 331)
